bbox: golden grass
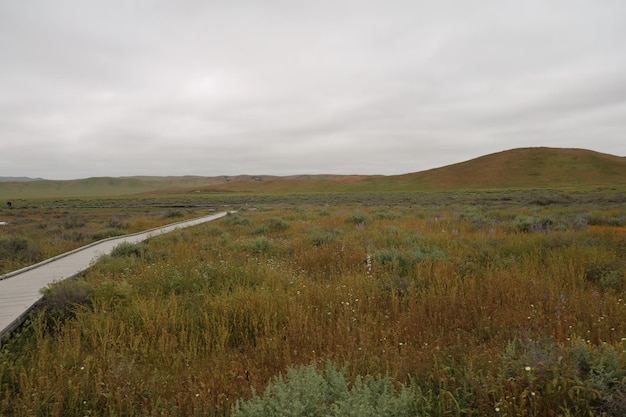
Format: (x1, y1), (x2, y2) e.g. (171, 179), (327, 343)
(1, 199), (626, 415)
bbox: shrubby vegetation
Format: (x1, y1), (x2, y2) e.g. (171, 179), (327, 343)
(0, 206), (204, 274)
(1, 192), (626, 416)
(232, 362), (416, 417)
(0, 235), (42, 271)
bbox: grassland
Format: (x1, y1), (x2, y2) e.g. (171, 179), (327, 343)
(1, 188), (625, 416)
(1, 148), (624, 200)
(1, 147), (625, 415)
(0, 204), (220, 275)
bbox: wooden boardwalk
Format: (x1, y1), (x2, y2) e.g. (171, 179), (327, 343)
(0, 211), (229, 339)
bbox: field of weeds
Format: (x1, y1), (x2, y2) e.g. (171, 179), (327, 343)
(1, 191), (626, 416)
(0, 204), (214, 275)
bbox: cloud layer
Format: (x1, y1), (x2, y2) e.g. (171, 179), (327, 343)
(2, 1), (625, 179)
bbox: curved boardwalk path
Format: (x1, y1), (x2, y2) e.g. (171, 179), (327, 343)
(0, 211), (230, 339)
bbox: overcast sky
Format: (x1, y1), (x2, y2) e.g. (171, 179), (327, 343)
(1, 1), (625, 179)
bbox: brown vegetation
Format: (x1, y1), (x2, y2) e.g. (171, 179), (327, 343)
(1, 194), (626, 415)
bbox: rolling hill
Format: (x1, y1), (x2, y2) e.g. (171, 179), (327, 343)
(0, 147), (624, 199)
(366, 147), (626, 191)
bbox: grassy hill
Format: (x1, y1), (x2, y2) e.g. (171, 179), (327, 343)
(363, 147), (626, 191)
(0, 147), (624, 199)
(163, 147), (626, 194)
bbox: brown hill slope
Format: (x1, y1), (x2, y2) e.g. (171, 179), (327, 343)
(0, 148), (623, 199)
(371, 147), (626, 191)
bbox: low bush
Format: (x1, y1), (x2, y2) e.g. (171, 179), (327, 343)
(0, 235), (42, 264)
(251, 217), (290, 235)
(375, 211), (401, 220)
(109, 241), (155, 260)
(228, 214), (254, 226)
(39, 279), (92, 319)
(265, 217), (290, 232)
(248, 237), (271, 254)
(308, 227), (342, 247)
(62, 214), (87, 229)
(162, 210), (185, 219)
(496, 336), (626, 415)
(346, 210), (370, 225)
(91, 227), (125, 240)
(232, 362), (416, 417)
(0, 235), (29, 257)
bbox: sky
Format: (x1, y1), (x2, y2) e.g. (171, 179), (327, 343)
(1, 1), (625, 180)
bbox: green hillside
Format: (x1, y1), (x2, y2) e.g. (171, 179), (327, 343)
(0, 147), (624, 199)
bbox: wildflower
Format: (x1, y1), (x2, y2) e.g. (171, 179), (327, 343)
(525, 366), (531, 372)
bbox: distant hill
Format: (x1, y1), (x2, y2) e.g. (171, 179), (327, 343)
(0, 177), (43, 182)
(0, 148), (623, 199)
(367, 147), (626, 191)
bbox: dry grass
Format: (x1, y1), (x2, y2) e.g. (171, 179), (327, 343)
(0, 206), (207, 274)
(1, 198), (626, 416)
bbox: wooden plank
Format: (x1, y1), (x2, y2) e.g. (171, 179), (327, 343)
(0, 211), (230, 339)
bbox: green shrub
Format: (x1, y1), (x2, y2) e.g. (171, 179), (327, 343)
(61, 230), (90, 242)
(514, 215), (552, 233)
(203, 225), (225, 236)
(372, 245), (446, 275)
(93, 280), (133, 305)
(228, 215), (254, 226)
(266, 217), (290, 232)
(107, 217), (129, 229)
(0, 235), (29, 257)
(252, 216), (290, 234)
(232, 362), (416, 417)
(584, 259), (626, 291)
(581, 344), (625, 392)
(600, 270), (626, 292)
(346, 210), (370, 225)
(318, 207), (330, 216)
(252, 224), (270, 235)
(499, 336), (626, 415)
(372, 248), (402, 265)
(375, 211), (401, 220)
(457, 209), (492, 230)
(0, 235), (42, 262)
(309, 228), (342, 247)
(162, 210), (184, 219)
(91, 227), (125, 240)
(110, 241), (150, 258)
(40, 279), (92, 318)
(608, 216), (625, 227)
(249, 237), (271, 254)
(218, 232), (233, 246)
(62, 214), (86, 229)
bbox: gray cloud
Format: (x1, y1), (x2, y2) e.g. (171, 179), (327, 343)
(1, 1), (625, 179)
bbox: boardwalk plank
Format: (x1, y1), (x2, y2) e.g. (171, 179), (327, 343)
(0, 211), (229, 339)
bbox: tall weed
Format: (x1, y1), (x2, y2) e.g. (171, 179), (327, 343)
(2, 200), (626, 416)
